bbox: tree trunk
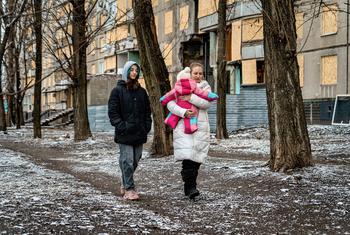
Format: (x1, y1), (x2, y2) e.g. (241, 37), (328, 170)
(5, 11), (16, 127)
(0, 0), (27, 132)
(71, 0), (92, 141)
(15, 47), (22, 129)
(216, 0), (228, 139)
(33, 0), (42, 138)
(262, 0), (312, 172)
(0, 95), (6, 132)
(133, 0), (173, 156)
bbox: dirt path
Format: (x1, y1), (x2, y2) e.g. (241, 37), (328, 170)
(1, 137), (349, 234)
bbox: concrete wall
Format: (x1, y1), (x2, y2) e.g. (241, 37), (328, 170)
(302, 48), (347, 99)
(297, 0), (350, 99)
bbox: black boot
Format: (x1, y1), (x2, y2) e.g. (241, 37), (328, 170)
(187, 187), (200, 199)
(181, 160), (201, 199)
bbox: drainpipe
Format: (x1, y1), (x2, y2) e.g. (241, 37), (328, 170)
(347, 0), (349, 94)
(194, 0), (199, 33)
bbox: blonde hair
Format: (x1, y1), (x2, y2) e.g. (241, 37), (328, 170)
(189, 62), (204, 72)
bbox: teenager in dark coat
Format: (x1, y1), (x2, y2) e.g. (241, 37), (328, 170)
(108, 61), (152, 200)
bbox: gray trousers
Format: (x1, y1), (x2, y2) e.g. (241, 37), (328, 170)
(119, 144), (143, 190)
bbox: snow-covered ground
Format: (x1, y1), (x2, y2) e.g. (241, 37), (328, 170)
(0, 124), (349, 234)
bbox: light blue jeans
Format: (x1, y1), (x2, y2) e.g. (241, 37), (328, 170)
(119, 144), (143, 190)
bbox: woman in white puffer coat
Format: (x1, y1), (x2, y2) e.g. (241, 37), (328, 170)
(167, 62), (213, 199)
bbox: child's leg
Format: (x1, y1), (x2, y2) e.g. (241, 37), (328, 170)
(183, 117), (192, 134)
(184, 107), (198, 134)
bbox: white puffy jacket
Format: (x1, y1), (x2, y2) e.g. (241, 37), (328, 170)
(167, 80), (212, 163)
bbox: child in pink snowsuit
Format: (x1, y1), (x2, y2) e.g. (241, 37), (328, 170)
(160, 67), (218, 134)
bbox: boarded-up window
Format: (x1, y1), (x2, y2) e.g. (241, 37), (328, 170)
(100, 14), (107, 27)
(242, 17), (263, 42)
(198, 0), (218, 18)
(89, 40), (96, 55)
(107, 28), (116, 43)
(152, 0), (158, 7)
(232, 21), (242, 61)
(180, 5), (189, 31)
(117, 0), (127, 22)
(100, 37), (106, 52)
(104, 56), (116, 71)
(91, 64), (96, 74)
(321, 55), (337, 85)
(116, 25), (128, 41)
(164, 10), (173, 35)
(163, 43), (173, 66)
(90, 16), (97, 31)
(242, 59), (257, 84)
(297, 54), (304, 87)
(295, 12), (304, 39)
(322, 5), (337, 35)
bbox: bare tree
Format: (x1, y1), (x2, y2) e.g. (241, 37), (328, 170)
(36, 0), (116, 141)
(0, 0), (28, 132)
(216, 0), (228, 139)
(261, 0), (312, 171)
(132, 0), (173, 156)
(67, 0), (92, 140)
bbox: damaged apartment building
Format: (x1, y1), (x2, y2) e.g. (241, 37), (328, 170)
(21, 0), (350, 131)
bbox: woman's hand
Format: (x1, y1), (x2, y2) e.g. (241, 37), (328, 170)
(185, 110), (195, 118)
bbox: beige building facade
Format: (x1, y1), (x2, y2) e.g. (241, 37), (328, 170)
(21, 0), (349, 127)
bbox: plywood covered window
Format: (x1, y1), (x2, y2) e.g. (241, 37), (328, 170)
(231, 21), (242, 61)
(164, 10), (173, 35)
(242, 17), (263, 42)
(163, 43), (173, 66)
(198, 0), (218, 18)
(106, 28), (116, 43)
(297, 54), (304, 87)
(89, 40), (96, 55)
(100, 37), (106, 52)
(179, 5), (189, 31)
(116, 25), (128, 41)
(104, 56), (116, 71)
(91, 64), (96, 74)
(322, 5), (337, 35)
(117, 0), (127, 22)
(152, 0), (158, 7)
(90, 16), (97, 31)
(321, 55), (337, 85)
(295, 12), (304, 39)
(242, 59), (257, 84)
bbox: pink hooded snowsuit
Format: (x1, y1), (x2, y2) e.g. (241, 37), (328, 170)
(160, 67), (218, 134)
